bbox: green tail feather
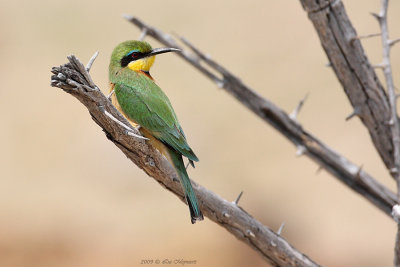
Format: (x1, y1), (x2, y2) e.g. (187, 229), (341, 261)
(169, 149), (203, 224)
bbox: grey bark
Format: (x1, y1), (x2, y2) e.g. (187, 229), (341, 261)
(299, 0), (395, 177)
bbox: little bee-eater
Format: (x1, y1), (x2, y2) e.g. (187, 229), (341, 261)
(109, 40), (203, 223)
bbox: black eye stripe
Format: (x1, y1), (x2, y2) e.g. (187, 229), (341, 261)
(120, 51), (145, 67)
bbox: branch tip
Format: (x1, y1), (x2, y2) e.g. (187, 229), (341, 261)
(123, 14), (134, 21)
(86, 51), (99, 72)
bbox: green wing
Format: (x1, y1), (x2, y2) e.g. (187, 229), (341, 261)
(114, 75), (198, 163)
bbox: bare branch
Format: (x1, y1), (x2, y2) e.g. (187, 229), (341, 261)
(125, 15), (397, 218)
(50, 56), (319, 267)
(374, 0), (400, 264)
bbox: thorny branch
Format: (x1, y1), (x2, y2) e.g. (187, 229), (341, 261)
(372, 0), (400, 264)
(300, 0), (395, 179)
(125, 15), (397, 218)
(51, 55), (318, 266)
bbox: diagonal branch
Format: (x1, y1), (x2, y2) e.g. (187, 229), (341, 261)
(125, 15), (397, 218)
(50, 55), (319, 266)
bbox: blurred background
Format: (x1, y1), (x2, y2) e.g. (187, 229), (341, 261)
(1, 0), (400, 266)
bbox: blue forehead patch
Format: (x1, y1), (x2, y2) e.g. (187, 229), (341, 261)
(127, 49), (139, 56)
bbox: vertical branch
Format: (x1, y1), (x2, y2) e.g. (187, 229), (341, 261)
(373, 0), (400, 264)
(299, 0), (395, 177)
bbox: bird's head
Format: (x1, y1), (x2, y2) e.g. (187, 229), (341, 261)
(110, 40), (180, 73)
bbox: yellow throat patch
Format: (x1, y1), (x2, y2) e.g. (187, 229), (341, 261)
(128, 56), (155, 72)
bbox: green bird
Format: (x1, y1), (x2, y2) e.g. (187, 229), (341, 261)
(108, 40), (204, 223)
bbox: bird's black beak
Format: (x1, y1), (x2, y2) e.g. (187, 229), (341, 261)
(146, 47), (181, 57)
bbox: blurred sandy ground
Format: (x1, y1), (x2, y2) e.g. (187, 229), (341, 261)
(0, 0), (399, 266)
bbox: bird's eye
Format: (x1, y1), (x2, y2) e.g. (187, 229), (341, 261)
(131, 52), (140, 58)
(121, 50), (142, 67)
(128, 51), (141, 58)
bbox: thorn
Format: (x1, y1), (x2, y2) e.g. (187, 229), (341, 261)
(389, 38), (400, 47)
(390, 167), (399, 175)
(289, 93), (309, 121)
(350, 33), (381, 45)
(223, 212), (230, 218)
(216, 79), (225, 89)
(296, 145), (306, 156)
(386, 118), (395, 126)
(246, 230), (255, 238)
(345, 107), (361, 121)
(372, 63), (385, 69)
(233, 191), (244, 205)
(107, 89), (114, 100)
(316, 165), (323, 174)
(355, 165), (363, 178)
(138, 28), (148, 41)
(392, 204), (400, 223)
(277, 222), (285, 235)
(185, 161), (190, 170)
(370, 12), (382, 21)
(86, 51), (99, 72)
(325, 62), (332, 67)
